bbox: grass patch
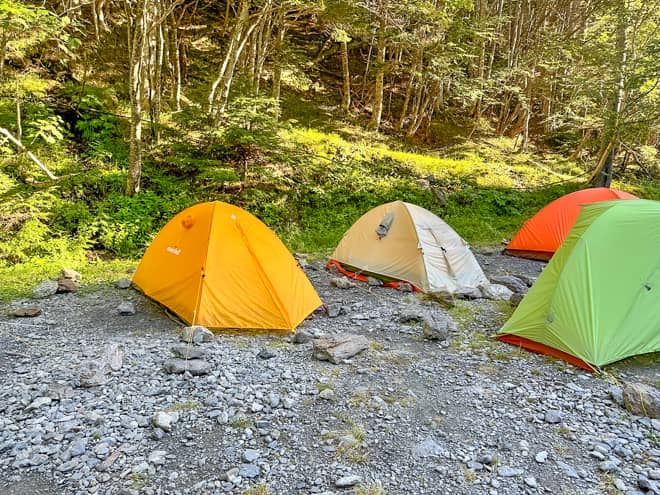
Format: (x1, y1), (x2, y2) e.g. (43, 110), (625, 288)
(353, 482), (386, 495)
(230, 417), (252, 429)
(167, 400), (200, 412)
(242, 484), (269, 495)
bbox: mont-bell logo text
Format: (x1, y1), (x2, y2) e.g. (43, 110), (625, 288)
(166, 246), (181, 255)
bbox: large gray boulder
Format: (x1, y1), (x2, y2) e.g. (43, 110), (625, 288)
(181, 325), (214, 344)
(623, 382), (660, 418)
(489, 275), (528, 294)
(421, 312), (454, 341)
(33, 280), (58, 299)
(313, 334), (369, 364)
(171, 344), (207, 359)
(480, 283), (514, 301)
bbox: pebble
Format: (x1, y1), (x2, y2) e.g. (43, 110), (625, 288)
(334, 475), (361, 487)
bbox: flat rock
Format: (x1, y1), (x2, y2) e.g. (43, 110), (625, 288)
(421, 311), (453, 341)
(239, 463), (260, 478)
(33, 279), (58, 298)
(171, 344), (207, 359)
(257, 348), (276, 360)
(544, 410), (562, 424)
(104, 343), (125, 371)
(454, 287), (483, 300)
(489, 275), (528, 294)
(60, 268), (82, 282)
(498, 466), (523, 477)
(163, 358), (211, 375)
(413, 437), (445, 458)
(334, 475), (361, 487)
(480, 283), (514, 301)
(623, 382), (660, 418)
(152, 411), (174, 432)
(117, 301), (136, 315)
(366, 276), (383, 286)
(312, 334), (369, 364)
(13, 305), (42, 317)
(292, 330), (315, 344)
(115, 278), (132, 289)
(181, 325), (214, 344)
(79, 360), (108, 387)
(330, 277), (355, 289)
(148, 450), (167, 465)
(56, 277), (78, 293)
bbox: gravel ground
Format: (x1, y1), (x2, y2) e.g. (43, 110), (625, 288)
(0, 251), (658, 495)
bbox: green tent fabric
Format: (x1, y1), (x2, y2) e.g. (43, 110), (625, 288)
(498, 199), (660, 369)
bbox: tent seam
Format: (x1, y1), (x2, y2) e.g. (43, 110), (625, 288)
(400, 201), (430, 293)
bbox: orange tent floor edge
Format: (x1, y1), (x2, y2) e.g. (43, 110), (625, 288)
(496, 334), (595, 372)
(326, 259), (424, 293)
(503, 248), (553, 261)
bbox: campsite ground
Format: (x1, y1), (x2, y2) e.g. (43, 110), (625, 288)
(0, 252), (658, 495)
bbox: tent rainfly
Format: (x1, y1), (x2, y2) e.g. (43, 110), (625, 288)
(132, 201), (322, 331)
(498, 200), (660, 370)
(328, 201), (488, 294)
(505, 187), (637, 260)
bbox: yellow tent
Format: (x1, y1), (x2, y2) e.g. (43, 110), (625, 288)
(132, 201), (322, 331)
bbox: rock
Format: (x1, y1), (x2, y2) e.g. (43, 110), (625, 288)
(162, 358), (211, 376)
(69, 438), (86, 457)
(524, 477), (538, 488)
(623, 382), (660, 418)
(292, 330), (315, 344)
(334, 475), (361, 488)
(397, 282), (413, 292)
(413, 437), (445, 458)
(12, 305), (42, 317)
(148, 450), (167, 465)
(399, 307), (426, 323)
(319, 388), (335, 400)
(454, 287), (482, 300)
(223, 468), (240, 484)
(330, 277), (355, 289)
(366, 276), (383, 287)
(535, 451), (548, 463)
(152, 412), (174, 432)
(26, 396), (51, 411)
(181, 325), (214, 344)
(509, 292), (524, 307)
(79, 360), (108, 387)
(56, 277), (78, 293)
(57, 460), (79, 472)
(556, 460), (579, 479)
(60, 268), (82, 283)
(480, 283), (514, 301)
(489, 275), (528, 294)
(104, 343), (124, 371)
(544, 410), (562, 424)
(498, 467), (523, 477)
(257, 348), (276, 360)
(599, 460), (620, 472)
(33, 279), (58, 299)
(242, 449), (260, 463)
(609, 385), (624, 406)
(239, 463), (260, 478)
(421, 312), (453, 341)
(47, 382), (74, 400)
(326, 303), (343, 318)
(639, 475), (660, 493)
(117, 301), (136, 316)
(171, 344), (207, 359)
(115, 278), (132, 289)
(312, 334), (369, 364)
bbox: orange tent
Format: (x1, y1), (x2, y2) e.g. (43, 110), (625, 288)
(505, 188), (638, 260)
(132, 202), (322, 331)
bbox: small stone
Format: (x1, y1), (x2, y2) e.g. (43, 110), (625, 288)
(326, 303), (343, 318)
(163, 358), (211, 376)
(334, 475), (361, 488)
(544, 410), (562, 424)
(489, 275), (528, 294)
(57, 460), (79, 472)
(61, 268), (82, 282)
(535, 451), (548, 463)
(181, 325), (214, 344)
(104, 343), (124, 371)
(69, 438), (86, 457)
(609, 385), (624, 406)
(33, 279), (58, 298)
(366, 276), (383, 286)
(148, 450), (167, 465)
(509, 293), (524, 307)
(171, 344), (207, 359)
(599, 460), (620, 472)
(239, 463), (260, 479)
(152, 411), (174, 432)
(556, 460), (579, 479)
(115, 278), (132, 289)
(292, 330), (315, 344)
(26, 396), (51, 411)
(132, 461), (149, 474)
(524, 477), (538, 488)
(319, 388), (335, 400)
(223, 467), (240, 484)
(117, 301), (136, 316)
(498, 467), (523, 477)
(79, 360), (108, 387)
(330, 277), (354, 289)
(242, 449), (260, 463)
(257, 348), (276, 360)
(396, 282), (413, 292)
(421, 311), (453, 341)
(480, 283), (514, 301)
(313, 334), (369, 364)
(13, 305), (42, 317)
(413, 437), (445, 458)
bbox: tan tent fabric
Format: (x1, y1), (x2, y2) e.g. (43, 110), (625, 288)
(331, 201), (488, 293)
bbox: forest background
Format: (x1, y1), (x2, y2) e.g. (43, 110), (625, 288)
(0, 0), (658, 298)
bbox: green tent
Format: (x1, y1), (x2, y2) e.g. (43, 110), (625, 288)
(498, 199), (660, 370)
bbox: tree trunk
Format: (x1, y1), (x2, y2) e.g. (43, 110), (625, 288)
(271, 7), (286, 110)
(340, 40), (350, 115)
(370, 6), (386, 132)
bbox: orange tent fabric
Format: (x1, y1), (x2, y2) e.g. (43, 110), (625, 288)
(132, 202), (322, 331)
(505, 188), (637, 260)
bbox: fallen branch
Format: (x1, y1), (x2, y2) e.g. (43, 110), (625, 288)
(0, 127), (57, 180)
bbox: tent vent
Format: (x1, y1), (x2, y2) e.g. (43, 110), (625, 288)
(376, 213), (395, 239)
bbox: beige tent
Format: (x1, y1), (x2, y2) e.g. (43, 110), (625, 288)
(329, 201), (488, 293)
